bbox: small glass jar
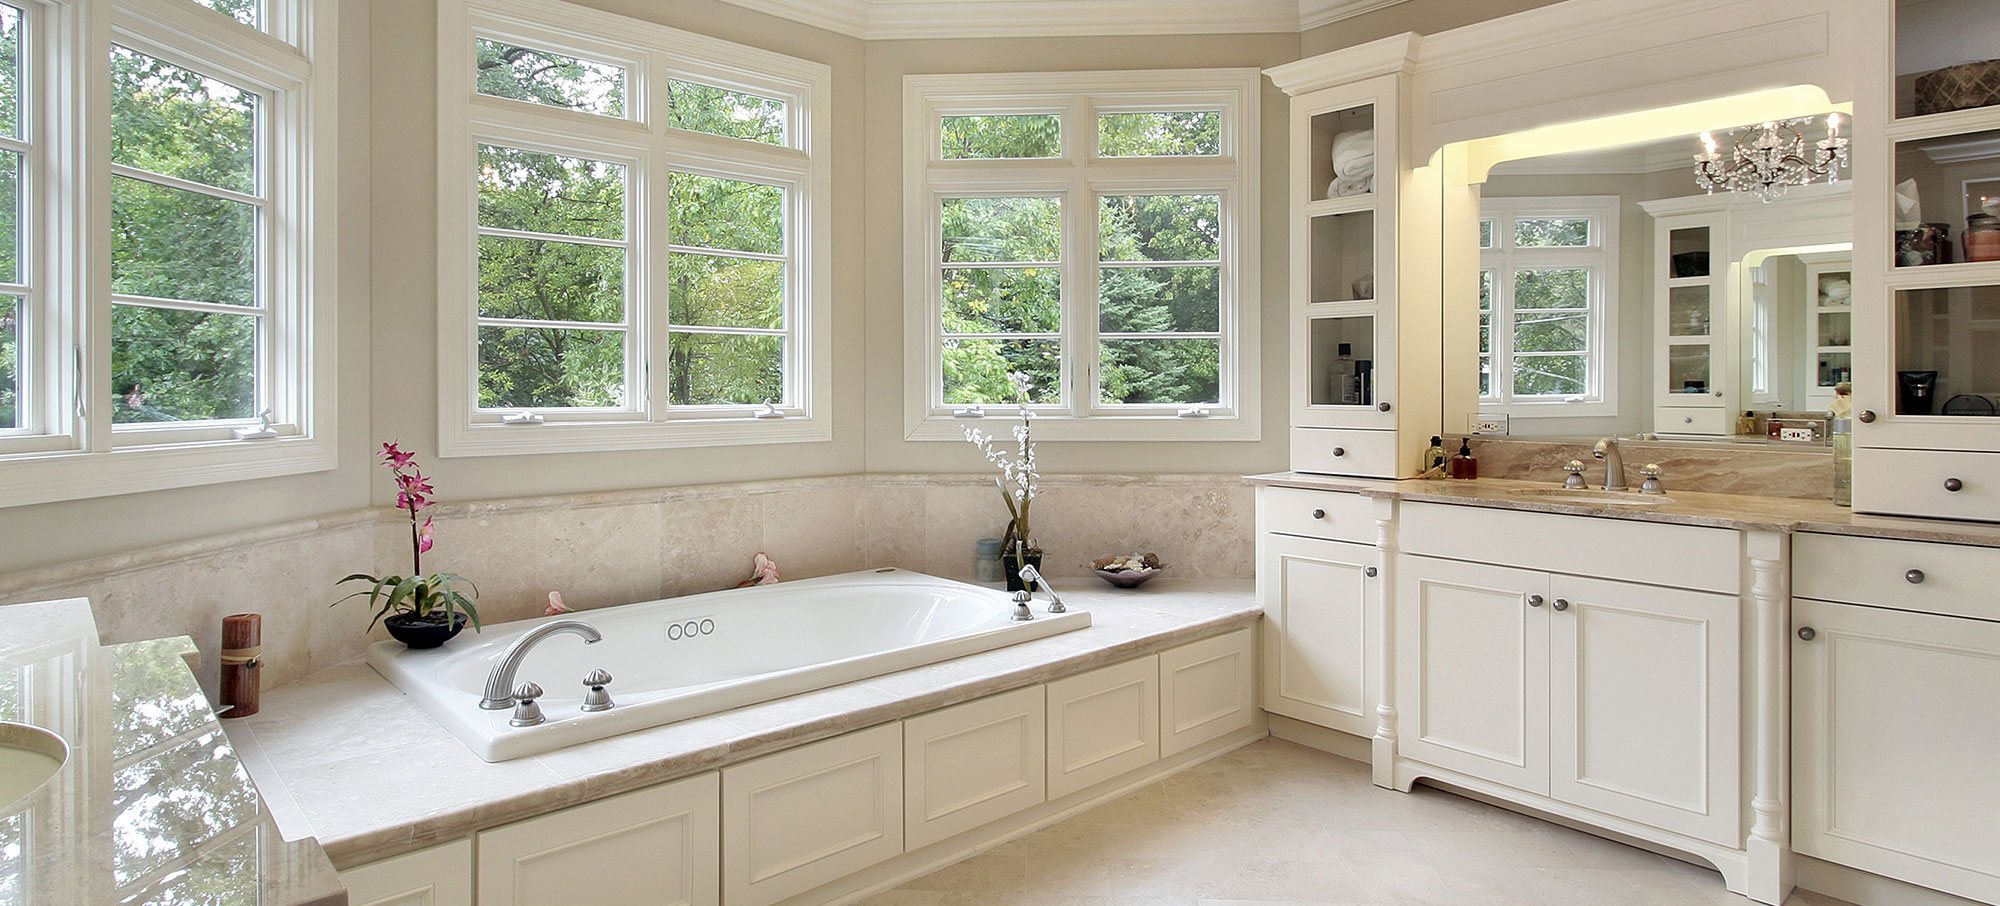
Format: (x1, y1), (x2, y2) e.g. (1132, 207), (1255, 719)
(974, 538), (1006, 583)
(1967, 214), (2000, 263)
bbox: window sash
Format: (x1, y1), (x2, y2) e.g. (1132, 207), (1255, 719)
(1480, 205), (1611, 408)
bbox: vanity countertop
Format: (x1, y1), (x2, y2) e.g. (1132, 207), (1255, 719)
(0, 598), (344, 906)
(226, 578), (1259, 870)
(1249, 472), (2000, 547)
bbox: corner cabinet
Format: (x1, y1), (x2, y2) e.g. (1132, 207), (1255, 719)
(1268, 38), (1441, 478)
(1255, 485), (1383, 743)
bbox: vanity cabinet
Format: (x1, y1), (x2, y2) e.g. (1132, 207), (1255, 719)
(478, 774), (719, 906)
(723, 724), (903, 906)
(340, 840), (474, 906)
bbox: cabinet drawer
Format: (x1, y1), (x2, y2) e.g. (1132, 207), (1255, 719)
(1399, 502), (1739, 593)
(1046, 657), (1160, 799)
(723, 724), (902, 906)
(480, 773), (719, 906)
(343, 840), (474, 906)
(902, 686), (1045, 851)
(1853, 448), (2000, 523)
(1159, 628), (1257, 757)
(1795, 533), (2000, 621)
(1655, 406), (1729, 435)
(1261, 486), (1375, 544)
(1290, 427), (1398, 478)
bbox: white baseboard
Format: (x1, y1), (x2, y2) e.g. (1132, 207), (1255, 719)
(1265, 712), (1371, 763)
(1796, 855), (1991, 906)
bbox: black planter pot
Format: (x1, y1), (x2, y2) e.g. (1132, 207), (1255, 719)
(1002, 550), (1044, 592)
(384, 613), (469, 650)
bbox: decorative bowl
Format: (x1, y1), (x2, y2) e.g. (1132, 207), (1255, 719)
(1093, 566), (1166, 589)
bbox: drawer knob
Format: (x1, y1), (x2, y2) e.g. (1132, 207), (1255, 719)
(1713, 390), (1723, 398)
(1552, 598), (1570, 612)
(1331, 447), (1346, 458)
(1377, 401), (1392, 412)
(1797, 626), (1816, 641)
(1857, 410), (1876, 423)
(1527, 595), (1544, 608)
(1945, 477), (1964, 493)
(1683, 416), (1694, 425)
(1364, 566), (1378, 578)
(1311, 508), (1327, 520)
(1906, 568), (1926, 585)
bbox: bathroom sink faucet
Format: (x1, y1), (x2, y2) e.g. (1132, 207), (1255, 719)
(1592, 437), (1627, 491)
(1016, 564), (1067, 614)
(479, 619), (603, 711)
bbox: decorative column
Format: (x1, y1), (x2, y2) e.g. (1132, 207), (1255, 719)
(1746, 530), (1793, 905)
(1371, 495), (1398, 789)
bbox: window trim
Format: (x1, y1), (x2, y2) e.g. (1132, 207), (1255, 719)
(902, 69), (1261, 442)
(436, 0), (832, 457)
(1476, 195), (1621, 419)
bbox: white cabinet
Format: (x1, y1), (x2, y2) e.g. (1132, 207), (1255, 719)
(478, 773), (719, 906)
(1160, 628), (1257, 757)
(1793, 598), (2000, 903)
(341, 840), (473, 906)
(1396, 555), (1741, 845)
(723, 723), (903, 906)
(1260, 532), (1378, 737)
(1046, 657), (1160, 799)
(903, 686), (1045, 851)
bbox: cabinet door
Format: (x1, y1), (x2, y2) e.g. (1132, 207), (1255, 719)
(1794, 599), (2000, 904)
(1548, 576), (1740, 845)
(1260, 533), (1377, 736)
(477, 773), (719, 906)
(341, 840), (473, 906)
(1395, 556), (1549, 793)
(723, 723), (903, 906)
(903, 685), (1046, 851)
(1046, 657), (1160, 800)
(1160, 628), (1257, 757)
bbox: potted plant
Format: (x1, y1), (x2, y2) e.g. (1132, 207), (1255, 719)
(334, 442), (480, 649)
(963, 377), (1042, 592)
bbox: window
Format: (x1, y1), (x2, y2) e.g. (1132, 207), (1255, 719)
(905, 70), (1260, 441)
(1477, 196), (1620, 415)
(439, 0), (831, 456)
(0, 0), (338, 507)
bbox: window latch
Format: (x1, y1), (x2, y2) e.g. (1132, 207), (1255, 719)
(501, 411), (546, 425)
(752, 400), (785, 419)
(1177, 406), (1213, 418)
(953, 405), (987, 419)
(233, 409), (281, 440)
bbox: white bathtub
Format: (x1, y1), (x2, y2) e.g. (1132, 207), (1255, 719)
(367, 569), (1091, 761)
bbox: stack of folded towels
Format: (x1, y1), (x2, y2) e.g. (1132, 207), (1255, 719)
(1329, 129), (1375, 197)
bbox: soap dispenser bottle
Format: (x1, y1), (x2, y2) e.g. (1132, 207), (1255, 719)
(1449, 438), (1478, 479)
(1421, 436), (1447, 478)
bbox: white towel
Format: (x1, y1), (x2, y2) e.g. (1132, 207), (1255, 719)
(1329, 174), (1374, 197)
(1332, 130), (1375, 179)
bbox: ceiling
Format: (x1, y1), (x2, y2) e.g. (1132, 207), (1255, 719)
(708, 0), (1415, 40)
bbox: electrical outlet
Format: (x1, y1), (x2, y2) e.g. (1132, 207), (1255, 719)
(1470, 413), (1510, 435)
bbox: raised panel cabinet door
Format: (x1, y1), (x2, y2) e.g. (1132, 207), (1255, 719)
(341, 840), (473, 906)
(1794, 599), (2000, 904)
(1046, 656), (1161, 800)
(1394, 555), (1550, 794)
(903, 685), (1047, 851)
(1160, 627), (1258, 757)
(1259, 533), (1377, 736)
(723, 722), (904, 906)
(1547, 576), (1741, 845)
(476, 772), (719, 906)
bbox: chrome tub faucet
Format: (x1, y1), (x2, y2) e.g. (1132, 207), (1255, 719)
(480, 619), (604, 711)
(1017, 564), (1067, 614)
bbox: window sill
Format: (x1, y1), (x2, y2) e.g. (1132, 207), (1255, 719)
(0, 434), (337, 509)
(438, 414), (834, 458)
(905, 412), (1260, 442)
(1481, 400), (1619, 419)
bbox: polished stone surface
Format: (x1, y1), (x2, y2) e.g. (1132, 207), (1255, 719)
(0, 598), (343, 906)
(227, 579), (1260, 869)
(858, 738), (1861, 906)
(1465, 437), (1835, 501)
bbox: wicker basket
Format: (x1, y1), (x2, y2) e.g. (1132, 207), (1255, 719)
(1915, 59), (2000, 116)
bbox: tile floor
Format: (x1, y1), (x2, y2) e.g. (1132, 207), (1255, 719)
(858, 738), (1857, 906)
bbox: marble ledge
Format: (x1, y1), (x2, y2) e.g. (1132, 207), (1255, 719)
(226, 579), (1260, 870)
(1246, 472), (2000, 548)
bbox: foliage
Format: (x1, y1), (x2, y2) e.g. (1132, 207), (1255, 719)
(189, 0), (259, 28)
(669, 80), (785, 145)
(1098, 111), (1219, 158)
(334, 443), (481, 632)
(943, 114), (1059, 159)
(475, 38), (624, 116)
(1508, 267), (1588, 397)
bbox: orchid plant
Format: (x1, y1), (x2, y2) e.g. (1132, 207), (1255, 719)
(334, 442), (481, 632)
(963, 373), (1040, 557)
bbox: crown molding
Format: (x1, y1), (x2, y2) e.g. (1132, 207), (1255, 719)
(709, 0), (1416, 39)
(1265, 31), (1419, 95)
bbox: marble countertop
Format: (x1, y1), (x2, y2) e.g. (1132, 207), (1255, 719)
(0, 599), (344, 906)
(226, 578), (1260, 870)
(1247, 472), (2000, 547)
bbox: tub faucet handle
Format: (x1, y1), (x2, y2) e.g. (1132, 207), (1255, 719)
(581, 669), (615, 713)
(1010, 591), (1035, 622)
(1017, 564), (1067, 613)
(509, 681), (546, 727)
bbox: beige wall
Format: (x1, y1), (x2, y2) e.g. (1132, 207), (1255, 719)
(1301, 0), (1566, 56)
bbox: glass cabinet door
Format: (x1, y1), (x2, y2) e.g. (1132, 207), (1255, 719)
(1307, 315), (1376, 408)
(1657, 222), (1726, 406)
(1893, 284), (2000, 417)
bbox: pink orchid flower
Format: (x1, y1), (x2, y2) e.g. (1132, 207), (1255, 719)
(379, 441), (416, 469)
(417, 516), (435, 554)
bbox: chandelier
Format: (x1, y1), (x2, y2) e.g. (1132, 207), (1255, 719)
(1694, 115), (1848, 202)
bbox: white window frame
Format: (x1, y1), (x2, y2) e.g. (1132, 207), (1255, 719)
(436, 0), (832, 457)
(902, 70), (1261, 442)
(1476, 195), (1620, 419)
(0, 0), (338, 508)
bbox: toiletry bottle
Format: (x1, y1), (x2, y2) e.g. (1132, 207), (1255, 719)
(1449, 438), (1478, 480)
(1735, 410), (1758, 435)
(1422, 436), (1447, 478)
(1332, 342), (1356, 405)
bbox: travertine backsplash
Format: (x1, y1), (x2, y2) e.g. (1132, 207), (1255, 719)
(1465, 437), (1834, 500)
(0, 473), (1255, 694)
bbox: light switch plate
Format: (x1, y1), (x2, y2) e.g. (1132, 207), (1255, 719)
(1470, 413), (1510, 435)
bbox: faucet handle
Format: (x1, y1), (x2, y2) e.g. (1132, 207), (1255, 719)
(1639, 464), (1665, 495)
(581, 669), (615, 712)
(1563, 459), (1588, 490)
(1010, 591), (1035, 622)
(509, 681), (546, 727)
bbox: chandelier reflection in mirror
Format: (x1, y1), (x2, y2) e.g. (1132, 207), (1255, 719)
(1694, 114), (1848, 202)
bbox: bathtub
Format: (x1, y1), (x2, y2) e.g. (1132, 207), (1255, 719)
(367, 568), (1092, 761)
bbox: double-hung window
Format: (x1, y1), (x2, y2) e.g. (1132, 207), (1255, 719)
(437, 0), (832, 456)
(905, 71), (1261, 441)
(0, 0), (338, 507)
(1477, 196), (1620, 416)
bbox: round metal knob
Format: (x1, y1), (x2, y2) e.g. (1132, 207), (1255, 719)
(1377, 401), (1392, 412)
(1945, 477), (1964, 493)
(1640, 464), (1663, 478)
(1797, 626), (1816, 641)
(1713, 391), (1724, 398)
(1857, 410), (1876, 423)
(1331, 447), (1346, 458)
(1553, 598), (1570, 612)
(1528, 595), (1545, 608)
(1906, 569), (1926, 585)
(581, 669), (615, 713)
(585, 668), (612, 686)
(1565, 460), (1586, 473)
(1683, 416), (1694, 425)
(1364, 566), (1379, 578)
(513, 681), (543, 701)
(1311, 508), (1327, 520)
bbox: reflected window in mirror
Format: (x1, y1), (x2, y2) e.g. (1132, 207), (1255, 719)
(1476, 196), (1621, 416)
